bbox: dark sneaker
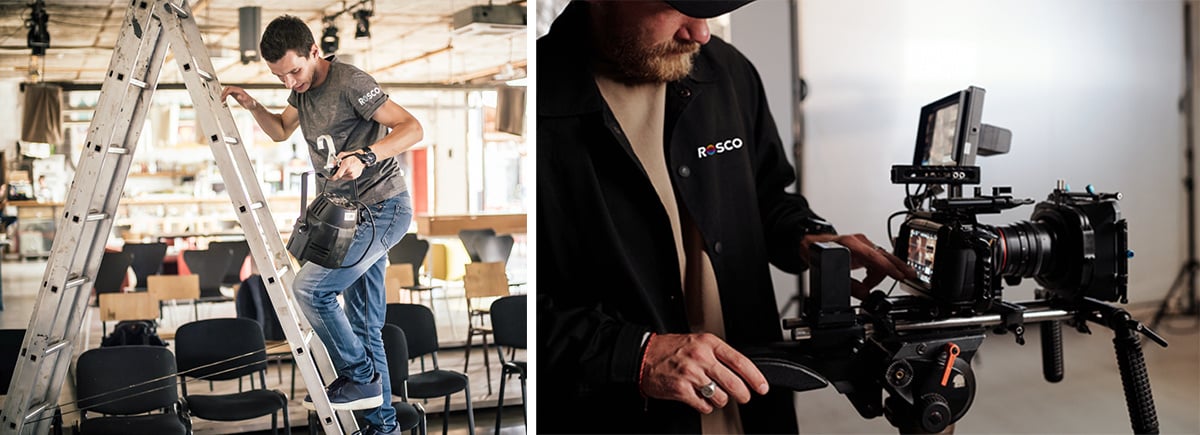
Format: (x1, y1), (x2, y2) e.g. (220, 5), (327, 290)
(324, 373), (383, 411)
(302, 375), (354, 411)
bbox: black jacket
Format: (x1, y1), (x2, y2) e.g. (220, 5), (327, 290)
(537, 3), (828, 433)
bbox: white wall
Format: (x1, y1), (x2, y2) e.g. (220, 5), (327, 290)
(799, 0), (1185, 304)
(0, 80), (22, 158)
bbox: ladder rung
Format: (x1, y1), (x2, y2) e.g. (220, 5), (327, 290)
(165, 2), (189, 18)
(248, 202), (265, 210)
(65, 277), (88, 289)
(42, 340), (68, 356)
(85, 213), (108, 222)
(23, 402), (49, 423)
(223, 136), (239, 145)
(196, 68), (214, 82)
(277, 265), (290, 275)
(129, 78), (147, 89)
(106, 146), (129, 155)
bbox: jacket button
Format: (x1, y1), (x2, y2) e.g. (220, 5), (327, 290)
(678, 165), (691, 177)
(679, 88), (692, 98)
(714, 241), (723, 254)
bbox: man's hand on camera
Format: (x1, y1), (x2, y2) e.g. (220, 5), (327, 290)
(330, 151), (366, 180)
(220, 86), (258, 110)
(801, 233), (917, 299)
(639, 332), (770, 414)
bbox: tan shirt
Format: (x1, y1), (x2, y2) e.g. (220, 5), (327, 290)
(595, 75), (743, 435)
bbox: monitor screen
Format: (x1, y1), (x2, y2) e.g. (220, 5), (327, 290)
(912, 86), (986, 168)
(907, 227), (938, 286)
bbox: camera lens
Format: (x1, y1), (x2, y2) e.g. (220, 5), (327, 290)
(994, 220), (1054, 278)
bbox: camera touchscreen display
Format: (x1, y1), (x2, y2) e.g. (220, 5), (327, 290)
(907, 228), (938, 286)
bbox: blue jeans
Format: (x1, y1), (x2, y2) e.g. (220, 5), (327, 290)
(293, 191), (412, 429)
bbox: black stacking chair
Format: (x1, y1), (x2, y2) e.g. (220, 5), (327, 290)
(385, 303), (475, 435)
(475, 234), (514, 264)
(174, 318), (290, 434)
(121, 242), (167, 290)
(235, 275), (296, 397)
(457, 229), (495, 262)
(182, 249), (233, 318)
(382, 324), (428, 435)
(489, 295), (526, 434)
(387, 234), (440, 306)
(75, 346), (190, 434)
(208, 240), (250, 286)
(93, 251), (132, 301)
(0, 329), (25, 395)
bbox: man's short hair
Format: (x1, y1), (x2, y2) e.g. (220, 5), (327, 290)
(260, 15), (314, 62)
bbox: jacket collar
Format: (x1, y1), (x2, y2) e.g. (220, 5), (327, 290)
(538, 2), (717, 118)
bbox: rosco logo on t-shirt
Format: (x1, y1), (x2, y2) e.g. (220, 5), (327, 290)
(357, 87), (382, 106)
(697, 137), (744, 158)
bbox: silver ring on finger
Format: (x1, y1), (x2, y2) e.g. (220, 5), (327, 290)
(698, 381), (718, 399)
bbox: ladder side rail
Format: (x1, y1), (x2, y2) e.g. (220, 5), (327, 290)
(0, 2), (171, 433)
(157, 1), (353, 433)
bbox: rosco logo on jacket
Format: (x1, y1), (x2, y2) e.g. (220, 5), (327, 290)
(697, 137), (744, 158)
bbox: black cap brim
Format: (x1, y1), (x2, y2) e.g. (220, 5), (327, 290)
(664, 0), (754, 19)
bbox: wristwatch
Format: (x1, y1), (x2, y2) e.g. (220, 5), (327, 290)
(351, 147), (378, 167)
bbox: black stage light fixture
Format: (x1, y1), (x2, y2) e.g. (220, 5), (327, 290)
(353, 8), (372, 39)
(26, 0), (50, 56)
(321, 19), (339, 54)
(239, 6), (261, 64)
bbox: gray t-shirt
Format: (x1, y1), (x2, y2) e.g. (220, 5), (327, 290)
(288, 56), (407, 205)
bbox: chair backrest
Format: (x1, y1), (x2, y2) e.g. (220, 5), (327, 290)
(99, 292), (158, 322)
(0, 329), (25, 394)
(235, 275), (286, 341)
(208, 240), (250, 285)
(381, 324), (410, 385)
(490, 295), (526, 349)
(175, 318), (267, 381)
(388, 233), (429, 280)
(464, 262), (509, 300)
(476, 234), (514, 264)
(147, 274), (200, 302)
(77, 346), (178, 415)
(384, 264), (416, 303)
(385, 303), (439, 360)
(94, 251), (132, 295)
(182, 249), (233, 296)
(121, 242), (167, 290)
(458, 228), (496, 262)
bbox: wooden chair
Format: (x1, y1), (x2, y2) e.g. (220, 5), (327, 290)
(98, 291), (159, 338)
(462, 262), (509, 395)
(147, 274), (200, 326)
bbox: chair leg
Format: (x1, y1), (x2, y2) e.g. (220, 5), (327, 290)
(495, 369), (507, 435)
(482, 333), (492, 395)
(520, 371), (527, 429)
(272, 410), (278, 435)
(441, 396), (451, 435)
(463, 329), (474, 372)
(464, 384), (476, 435)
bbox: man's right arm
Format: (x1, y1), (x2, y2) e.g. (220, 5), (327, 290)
(220, 86), (299, 141)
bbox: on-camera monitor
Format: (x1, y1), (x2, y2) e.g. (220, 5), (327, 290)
(907, 228), (938, 286)
(912, 86), (986, 168)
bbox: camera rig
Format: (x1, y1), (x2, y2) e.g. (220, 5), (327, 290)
(744, 86), (1167, 433)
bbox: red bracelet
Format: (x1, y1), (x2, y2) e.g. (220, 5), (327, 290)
(637, 332), (656, 396)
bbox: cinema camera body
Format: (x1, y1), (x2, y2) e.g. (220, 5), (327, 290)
(745, 86), (1166, 434)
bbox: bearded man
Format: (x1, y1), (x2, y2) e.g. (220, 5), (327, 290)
(536, 0), (915, 433)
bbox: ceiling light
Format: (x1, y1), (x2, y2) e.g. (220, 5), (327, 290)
(353, 9), (372, 39)
(26, 0), (50, 56)
(321, 19), (339, 54)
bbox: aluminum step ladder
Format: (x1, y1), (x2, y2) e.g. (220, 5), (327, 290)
(0, 1), (355, 433)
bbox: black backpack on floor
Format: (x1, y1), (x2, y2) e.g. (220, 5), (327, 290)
(101, 320), (168, 347)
